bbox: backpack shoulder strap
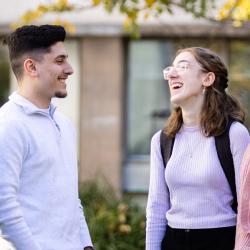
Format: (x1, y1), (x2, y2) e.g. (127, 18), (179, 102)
(160, 130), (175, 168)
(215, 120), (237, 213)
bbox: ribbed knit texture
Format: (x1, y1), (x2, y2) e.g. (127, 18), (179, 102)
(235, 145), (250, 250)
(146, 123), (250, 250)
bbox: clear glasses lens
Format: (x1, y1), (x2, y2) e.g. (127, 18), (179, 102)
(163, 62), (189, 80)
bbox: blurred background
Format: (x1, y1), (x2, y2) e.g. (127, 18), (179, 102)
(1, 1), (250, 248)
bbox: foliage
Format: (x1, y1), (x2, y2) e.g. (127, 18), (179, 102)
(0, 49), (10, 106)
(79, 182), (146, 250)
(217, 0), (250, 27)
(17, 0), (250, 37)
(12, 0), (76, 33)
(14, 0), (216, 37)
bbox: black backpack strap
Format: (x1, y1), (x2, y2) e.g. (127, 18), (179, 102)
(160, 130), (175, 168)
(215, 120), (237, 213)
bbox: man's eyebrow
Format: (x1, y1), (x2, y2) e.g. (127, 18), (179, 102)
(55, 54), (68, 60)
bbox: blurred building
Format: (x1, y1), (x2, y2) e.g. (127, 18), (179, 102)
(1, 0), (250, 204)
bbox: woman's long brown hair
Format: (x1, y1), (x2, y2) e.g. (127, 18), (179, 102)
(165, 47), (245, 137)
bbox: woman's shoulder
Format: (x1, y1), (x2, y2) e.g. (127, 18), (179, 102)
(230, 121), (249, 139)
(229, 122), (250, 154)
(150, 130), (163, 147)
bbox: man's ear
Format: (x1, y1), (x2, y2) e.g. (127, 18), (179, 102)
(202, 72), (215, 87)
(23, 58), (38, 77)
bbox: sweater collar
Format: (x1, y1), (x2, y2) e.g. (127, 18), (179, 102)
(9, 92), (56, 116)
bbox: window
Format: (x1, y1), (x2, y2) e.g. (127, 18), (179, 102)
(126, 40), (172, 157)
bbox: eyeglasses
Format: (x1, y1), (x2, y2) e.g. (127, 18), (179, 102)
(163, 62), (190, 80)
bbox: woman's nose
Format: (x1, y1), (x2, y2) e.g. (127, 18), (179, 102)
(165, 67), (178, 80)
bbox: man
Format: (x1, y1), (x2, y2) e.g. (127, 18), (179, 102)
(0, 25), (94, 250)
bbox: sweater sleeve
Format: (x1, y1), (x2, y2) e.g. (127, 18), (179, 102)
(229, 122), (250, 199)
(146, 131), (170, 250)
(235, 145), (250, 249)
(67, 118), (93, 248)
(78, 200), (93, 248)
(0, 120), (42, 250)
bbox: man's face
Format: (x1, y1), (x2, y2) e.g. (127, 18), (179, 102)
(35, 41), (73, 99)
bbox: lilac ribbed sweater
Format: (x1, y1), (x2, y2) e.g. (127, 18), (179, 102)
(146, 123), (250, 250)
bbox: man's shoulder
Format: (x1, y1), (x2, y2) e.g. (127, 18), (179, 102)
(0, 100), (23, 118)
(0, 101), (27, 132)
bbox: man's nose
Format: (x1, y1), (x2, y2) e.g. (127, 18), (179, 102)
(65, 61), (74, 75)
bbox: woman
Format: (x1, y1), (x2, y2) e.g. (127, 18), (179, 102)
(146, 47), (250, 250)
(235, 145), (250, 249)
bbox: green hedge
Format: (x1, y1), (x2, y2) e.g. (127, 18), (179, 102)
(79, 182), (146, 250)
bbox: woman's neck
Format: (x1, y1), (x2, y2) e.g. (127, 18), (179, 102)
(181, 107), (202, 127)
(179, 94), (204, 126)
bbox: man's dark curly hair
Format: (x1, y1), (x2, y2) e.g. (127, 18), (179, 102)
(3, 24), (66, 79)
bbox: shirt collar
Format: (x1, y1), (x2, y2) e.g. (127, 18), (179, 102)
(9, 92), (57, 116)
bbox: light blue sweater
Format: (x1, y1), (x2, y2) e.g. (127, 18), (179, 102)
(0, 93), (93, 250)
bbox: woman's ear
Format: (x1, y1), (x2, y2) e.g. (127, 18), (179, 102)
(202, 72), (215, 87)
(23, 58), (38, 77)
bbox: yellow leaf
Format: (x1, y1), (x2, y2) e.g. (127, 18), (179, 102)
(233, 20), (242, 27)
(123, 17), (132, 30)
(218, 0), (250, 22)
(92, 0), (101, 6)
(57, 0), (68, 5)
(37, 5), (48, 13)
(144, 12), (149, 20)
(52, 19), (76, 34)
(145, 0), (156, 7)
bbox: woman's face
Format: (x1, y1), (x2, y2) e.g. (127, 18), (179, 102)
(166, 51), (207, 107)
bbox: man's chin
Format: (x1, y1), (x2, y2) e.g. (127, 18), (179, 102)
(54, 91), (67, 98)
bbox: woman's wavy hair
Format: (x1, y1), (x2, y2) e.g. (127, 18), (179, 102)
(165, 47), (245, 137)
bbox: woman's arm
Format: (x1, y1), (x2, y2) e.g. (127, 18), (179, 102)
(235, 145), (250, 250)
(146, 131), (170, 250)
(229, 122), (250, 200)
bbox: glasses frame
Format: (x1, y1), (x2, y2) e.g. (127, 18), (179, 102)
(163, 61), (190, 80)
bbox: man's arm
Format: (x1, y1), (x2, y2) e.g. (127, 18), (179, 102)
(0, 120), (41, 250)
(78, 199), (94, 249)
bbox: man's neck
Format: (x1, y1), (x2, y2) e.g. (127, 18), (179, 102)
(17, 89), (51, 109)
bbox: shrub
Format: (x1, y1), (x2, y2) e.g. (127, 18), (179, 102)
(79, 182), (146, 250)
